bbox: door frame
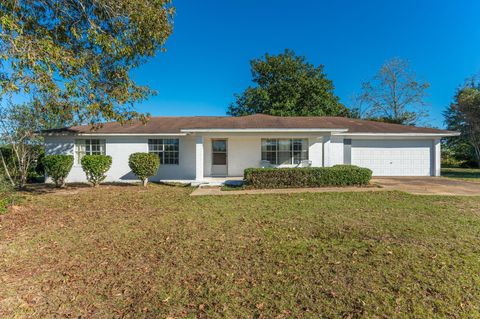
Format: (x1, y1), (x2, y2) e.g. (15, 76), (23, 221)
(211, 138), (228, 176)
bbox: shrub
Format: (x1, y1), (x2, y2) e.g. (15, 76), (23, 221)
(43, 155), (74, 187)
(128, 152), (160, 186)
(244, 165), (372, 189)
(81, 155), (112, 187)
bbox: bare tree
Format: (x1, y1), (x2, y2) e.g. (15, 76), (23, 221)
(0, 102), (42, 189)
(355, 58), (430, 125)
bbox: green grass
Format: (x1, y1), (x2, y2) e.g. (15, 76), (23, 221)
(1, 184), (480, 318)
(442, 167), (480, 182)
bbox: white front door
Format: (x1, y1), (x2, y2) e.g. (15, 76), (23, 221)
(211, 139), (228, 176)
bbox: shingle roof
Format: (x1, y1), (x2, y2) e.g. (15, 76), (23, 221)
(44, 114), (457, 135)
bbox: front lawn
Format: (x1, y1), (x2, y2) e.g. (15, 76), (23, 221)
(1, 185), (479, 318)
(442, 167), (480, 182)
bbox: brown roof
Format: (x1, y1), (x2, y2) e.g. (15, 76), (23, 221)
(45, 114), (457, 135)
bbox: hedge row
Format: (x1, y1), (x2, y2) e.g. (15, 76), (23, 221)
(43, 152), (160, 187)
(244, 165), (372, 189)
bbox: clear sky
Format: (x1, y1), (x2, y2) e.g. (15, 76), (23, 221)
(132, 0), (480, 128)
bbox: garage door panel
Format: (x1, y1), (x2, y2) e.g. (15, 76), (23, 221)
(351, 140), (432, 176)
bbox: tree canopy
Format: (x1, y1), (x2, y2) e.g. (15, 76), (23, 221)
(445, 79), (480, 167)
(354, 58), (430, 125)
(228, 49), (350, 117)
(0, 0), (175, 124)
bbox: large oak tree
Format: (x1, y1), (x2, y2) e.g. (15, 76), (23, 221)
(228, 49), (349, 117)
(0, 0), (175, 124)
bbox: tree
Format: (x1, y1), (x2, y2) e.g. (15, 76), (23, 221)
(445, 79), (480, 167)
(228, 49), (350, 117)
(0, 102), (43, 188)
(0, 0), (175, 124)
(354, 58), (430, 125)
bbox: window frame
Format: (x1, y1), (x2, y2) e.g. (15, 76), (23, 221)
(75, 139), (106, 164)
(148, 138), (180, 165)
(261, 138), (309, 165)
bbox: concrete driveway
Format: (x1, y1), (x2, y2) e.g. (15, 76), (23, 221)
(372, 177), (480, 196)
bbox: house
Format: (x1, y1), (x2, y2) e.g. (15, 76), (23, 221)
(43, 114), (459, 183)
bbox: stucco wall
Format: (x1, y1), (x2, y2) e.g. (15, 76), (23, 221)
(44, 135), (196, 183)
(45, 133), (442, 181)
(323, 135), (344, 167)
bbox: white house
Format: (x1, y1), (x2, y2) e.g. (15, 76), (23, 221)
(43, 114), (459, 183)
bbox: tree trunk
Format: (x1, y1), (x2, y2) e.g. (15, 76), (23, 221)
(0, 151), (15, 186)
(142, 179), (148, 187)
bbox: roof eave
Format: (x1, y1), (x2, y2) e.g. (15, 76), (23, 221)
(332, 132), (461, 137)
(180, 128), (349, 133)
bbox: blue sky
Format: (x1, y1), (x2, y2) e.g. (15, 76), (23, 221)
(132, 0), (480, 128)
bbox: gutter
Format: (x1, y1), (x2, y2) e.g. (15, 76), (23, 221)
(332, 132), (461, 137)
(180, 128), (349, 133)
(40, 132), (188, 137)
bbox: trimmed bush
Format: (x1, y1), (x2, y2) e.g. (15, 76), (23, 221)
(81, 155), (112, 187)
(128, 152), (160, 186)
(43, 155), (74, 187)
(244, 165), (372, 189)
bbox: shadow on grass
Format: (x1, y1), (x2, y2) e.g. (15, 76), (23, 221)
(442, 168), (480, 179)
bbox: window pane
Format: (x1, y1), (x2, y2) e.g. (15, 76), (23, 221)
(212, 153), (227, 165)
(278, 151), (291, 165)
(278, 139), (291, 151)
(266, 151), (277, 164)
(212, 140), (227, 152)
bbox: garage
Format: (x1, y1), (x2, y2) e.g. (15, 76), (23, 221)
(350, 139), (433, 176)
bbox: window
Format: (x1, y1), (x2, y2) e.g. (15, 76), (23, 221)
(75, 139), (106, 164)
(212, 139), (227, 165)
(148, 139), (179, 164)
(261, 139), (308, 165)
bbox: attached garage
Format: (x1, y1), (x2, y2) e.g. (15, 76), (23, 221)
(350, 139), (434, 176)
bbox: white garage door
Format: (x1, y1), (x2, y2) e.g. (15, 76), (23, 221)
(351, 140), (433, 176)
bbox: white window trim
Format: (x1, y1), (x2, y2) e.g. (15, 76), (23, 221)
(74, 139), (106, 165)
(261, 138), (309, 166)
(148, 138), (180, 165)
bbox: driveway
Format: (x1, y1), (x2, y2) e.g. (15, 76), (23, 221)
(372, 177), (480, 196)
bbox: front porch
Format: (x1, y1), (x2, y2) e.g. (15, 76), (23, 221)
(193, 134), (325, 181)
(160, 176), (244, 187)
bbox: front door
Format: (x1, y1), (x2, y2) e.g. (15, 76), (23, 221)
(211, 139), (228, 176)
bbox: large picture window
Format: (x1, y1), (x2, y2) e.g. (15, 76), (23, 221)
(75, 139), (106, 164)
(261, 139), (308, 165)
(148, 139), (179, 165)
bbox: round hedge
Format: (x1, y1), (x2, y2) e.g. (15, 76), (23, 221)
(81, 155), (112, 187)
(128, 152), (160, 186)
(43, 155), (74, 187)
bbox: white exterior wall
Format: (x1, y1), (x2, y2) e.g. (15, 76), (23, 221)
(44, 135), (196, 183)
(45, 133), (444, 182)
(433, 139), (441, 177)
(323, 135), (344, 167)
